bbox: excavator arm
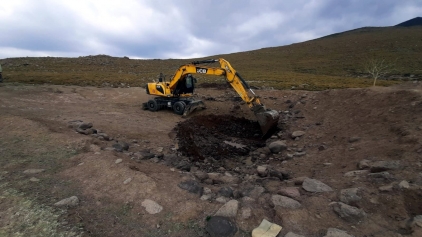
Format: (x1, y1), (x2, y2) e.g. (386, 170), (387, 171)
(168, 58), (261, 108)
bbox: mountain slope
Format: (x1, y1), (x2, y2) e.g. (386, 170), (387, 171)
(1, 22), (421, 90)
(395, 17), (422, 27)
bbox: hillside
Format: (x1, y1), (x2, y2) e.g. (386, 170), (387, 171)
(395, 17), (422, 27)
(0, 24), (421, 90)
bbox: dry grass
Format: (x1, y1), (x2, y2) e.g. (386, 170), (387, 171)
(1, 26), (420, 90)
(0, 185), (81, 237)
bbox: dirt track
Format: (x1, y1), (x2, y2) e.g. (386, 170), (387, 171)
(0, 82), (422, 237)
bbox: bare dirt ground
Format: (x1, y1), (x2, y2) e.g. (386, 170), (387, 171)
(0, 81), (421, 237)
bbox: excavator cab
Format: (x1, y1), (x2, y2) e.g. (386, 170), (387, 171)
(173, 74), (196, 96)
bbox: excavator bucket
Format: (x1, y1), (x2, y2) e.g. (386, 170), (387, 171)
(252, 105), (280, 137)
(182, 100), (206, 117)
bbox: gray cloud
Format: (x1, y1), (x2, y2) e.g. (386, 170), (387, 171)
(0, 0), (421, 59)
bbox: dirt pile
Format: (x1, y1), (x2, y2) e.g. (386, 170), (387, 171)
(175, 114), (267, 161)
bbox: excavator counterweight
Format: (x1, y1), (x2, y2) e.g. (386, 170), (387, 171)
(144, 58), (279, 136)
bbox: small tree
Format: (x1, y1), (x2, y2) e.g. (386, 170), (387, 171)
(364, 58), (394, 86)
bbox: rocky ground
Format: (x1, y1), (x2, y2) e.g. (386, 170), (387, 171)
(0, 81), (421, 237)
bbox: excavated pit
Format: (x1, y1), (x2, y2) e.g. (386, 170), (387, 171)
(175, 114), (268, 163)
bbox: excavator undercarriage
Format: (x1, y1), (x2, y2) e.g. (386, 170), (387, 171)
(142, 97), (206, 117)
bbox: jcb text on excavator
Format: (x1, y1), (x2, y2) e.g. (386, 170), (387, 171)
(142, 58), (279, 136)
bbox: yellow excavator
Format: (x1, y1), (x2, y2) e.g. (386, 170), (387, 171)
(143, 58), (279, 136)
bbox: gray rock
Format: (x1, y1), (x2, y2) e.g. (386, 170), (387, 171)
(400, 216), (422, 233)
(370, 160), (401, 172)
(358, 159), (371, 169)
(67, 120), (83, 129)
(339, 188), (362, 205)
(414, 215), (422, 227)
(203, 187), (212, 195)
(112, 143), (124, 152)
(367, 171), (394, 181)
(150, 157), (160, 163)
(278, 187), (301, 199)
(216, 197), (229, 203)
(318, 145), (328, 151)
(141, 199), (163, 214)
(214, 200), (239, 217)
(123, 178), (132, 184)
(178, 180), (203, 196)
(218, 187), (234, 198)
(208, 172), (222, 181)
(348, 137), (361, 143)
(241, 207), (252, 219)
(332, 202), (366, 223)
(54, 196), (79, 207)
(294, 151), (307, 157)
(324, 228), (354, 237)
(134, 151), (155, 160)
(271, 195), (301, 209)
(23, 169), (45, 174)
(292, 176), (308, 185)
(76, 127), (94, 135)
(219, 175), (241, 184)
(302, 178), (333, 193)
(29, 177), (40, 182)
(193, 170), (209, 181)
(242, 185), (265, 199)
(200, 194), (213, 201)
(176, 160), (191, 172)
(115, 159), (123, 164)
(205, 216), (238, 237)
(97, 132), (110, 141)
(268, 141), (287, 153)
(257, 166), (268, 177)
(398, 180), (410, 189)
(379, 184), (394, 192)
(291, 131), (306, 139)
(285, 232), (305, 237)
(344, 170), (369, 177)
(120, 142), (130, 151)
(269, 169), (289, 180)
(78, 122), (93, 130)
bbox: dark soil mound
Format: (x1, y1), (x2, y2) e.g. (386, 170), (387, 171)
(175, 115), (266, 162)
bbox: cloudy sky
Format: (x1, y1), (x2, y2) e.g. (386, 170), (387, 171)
(1, 0), (421, 59)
